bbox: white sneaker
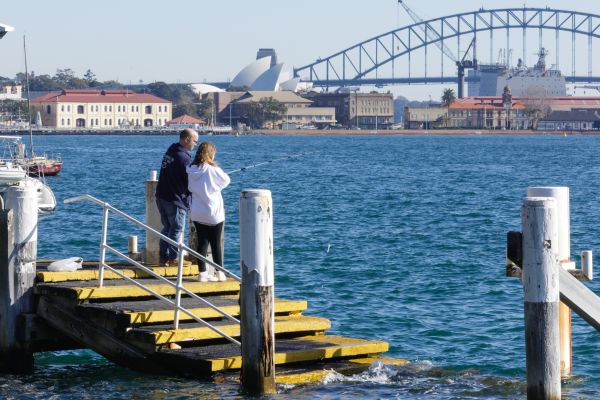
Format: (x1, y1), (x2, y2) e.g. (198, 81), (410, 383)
(200, 271), (218, 282)
(216, 271), (227, 281)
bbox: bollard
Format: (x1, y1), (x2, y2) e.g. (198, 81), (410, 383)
(522, 196), (561, 400)
(128, 235), (139, 261)
(582, 250), (593, 280)
(145, 170), (160, 265)
(0, 183), (38, 373)
(239, 189), (275, 395)
(527, 187), (572, 374)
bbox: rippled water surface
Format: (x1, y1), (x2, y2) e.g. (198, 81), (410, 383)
(3, 133), (600, 399)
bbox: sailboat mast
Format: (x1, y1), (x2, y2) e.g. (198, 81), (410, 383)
(23, 35), (34, 157)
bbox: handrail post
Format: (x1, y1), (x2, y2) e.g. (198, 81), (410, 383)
(239, 189), (275, 395)
(145, 170), (160, 265)
(98, 205), (109, 288)
(527, 187), (572, 375)
(173, 226), (185, 330)
(522, 196), (561, 400)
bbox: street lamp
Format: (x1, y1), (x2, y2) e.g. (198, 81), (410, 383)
(0, 23), (14, 40)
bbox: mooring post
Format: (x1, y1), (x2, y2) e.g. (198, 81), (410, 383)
(527, 187), (572, 374)
(128, 235), (139, 261)
(145, 170), (160, 265)
(522, 196), (561, 399)
(239, 189), (275, 395)
(0, 183), (38, 373)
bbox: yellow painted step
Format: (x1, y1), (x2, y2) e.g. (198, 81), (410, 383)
(35, 279), (240, 301)
(275, 356), (409, 385)
(124, 298), (307, 324)
(206, 335), (389, 372)
(36, 264), (200, 283)
(129, 315), (331, 347)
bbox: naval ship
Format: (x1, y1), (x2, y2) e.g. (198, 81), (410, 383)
(468, 48), (566, 97)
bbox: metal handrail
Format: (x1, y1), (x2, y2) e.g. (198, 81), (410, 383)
(64, 194), (242, 346)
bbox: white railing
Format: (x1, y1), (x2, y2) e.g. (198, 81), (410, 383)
(64, 194), (241, 346)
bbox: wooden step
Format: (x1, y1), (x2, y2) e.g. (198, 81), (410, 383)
(155, 335), (388, 374)
(127, 315), (331, 351)
(76, 296), (308, 329)
(35, 278), (240, 301)
(247, 356), (409, 385)
(36, 260), (200, 283)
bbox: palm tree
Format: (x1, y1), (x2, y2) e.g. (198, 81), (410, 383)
(441, 88), (456, 107)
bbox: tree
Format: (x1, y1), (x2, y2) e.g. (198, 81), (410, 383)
(144, 82), (198, 105)
(84, 69), (98, 87)
(54, 68), (76, 87)
(244, 97), (287, 129)
(441, 88), (456, 107)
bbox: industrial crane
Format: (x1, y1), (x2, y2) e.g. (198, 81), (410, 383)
(398, 1), (477, 98)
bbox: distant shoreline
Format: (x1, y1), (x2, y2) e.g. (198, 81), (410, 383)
(0, 128), (597, 136)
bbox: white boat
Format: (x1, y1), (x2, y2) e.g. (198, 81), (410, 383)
(0, 136), (56, 214)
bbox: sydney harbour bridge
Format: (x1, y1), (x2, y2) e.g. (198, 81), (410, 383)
(292, 7), (600, 90)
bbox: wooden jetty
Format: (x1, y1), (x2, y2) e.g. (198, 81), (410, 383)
(32, 261), (399, 383)
(0, 182), (405, 392)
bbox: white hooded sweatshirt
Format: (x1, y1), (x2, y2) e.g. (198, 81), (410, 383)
(187, 163), (231, 225)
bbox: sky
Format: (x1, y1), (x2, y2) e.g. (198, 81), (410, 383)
(1, 0), (598, 100)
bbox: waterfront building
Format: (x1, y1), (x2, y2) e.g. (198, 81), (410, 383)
(302, 91), (394, 129)
(166, 114), (206, 130)
(447, 87), (529, 129)
(228, 91), (336, 129)
(537, 109), (600, 131)
(0, 82), (23, 100)
(30, 90), (171, 129)
(403, 105), (447, 129)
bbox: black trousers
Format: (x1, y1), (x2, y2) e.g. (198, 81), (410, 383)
(193, 221), (224, 272)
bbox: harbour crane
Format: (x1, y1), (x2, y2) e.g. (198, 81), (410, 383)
(397, 1), (477, 98)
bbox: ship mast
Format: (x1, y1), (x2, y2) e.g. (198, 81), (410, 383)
(23, 36), (35, 158)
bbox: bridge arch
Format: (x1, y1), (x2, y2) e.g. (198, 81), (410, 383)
(293, 7), (600, 87)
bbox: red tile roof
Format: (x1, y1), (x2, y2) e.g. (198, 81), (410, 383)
(167, 114), (204, 124)
(31, 89), (170, 104)
(450, 96), (600, 110)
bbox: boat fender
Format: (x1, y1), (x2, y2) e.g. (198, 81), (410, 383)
(47, 257), (83, 272)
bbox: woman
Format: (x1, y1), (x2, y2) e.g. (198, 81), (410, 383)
(187, 142), (231, 282)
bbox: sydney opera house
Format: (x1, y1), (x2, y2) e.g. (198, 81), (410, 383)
(191, 49), (311, 95)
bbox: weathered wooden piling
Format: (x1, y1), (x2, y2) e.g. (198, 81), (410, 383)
(239, 189), (275, 395)
(0, 183), (38, 373)
(522, 196), (561, 400)
(145, 170), (160, 265)
(527, 187), (572, 374)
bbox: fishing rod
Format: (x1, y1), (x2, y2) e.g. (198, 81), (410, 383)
(226, 151), (314, 175)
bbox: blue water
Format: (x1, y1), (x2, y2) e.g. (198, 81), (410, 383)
(3, 133), (600, 399)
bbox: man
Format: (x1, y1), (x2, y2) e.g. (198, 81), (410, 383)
(156, 128), (198, 266)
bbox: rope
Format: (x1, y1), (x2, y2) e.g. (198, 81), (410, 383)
(226, 152), (314, 175)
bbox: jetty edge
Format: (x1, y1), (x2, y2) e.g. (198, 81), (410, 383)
(0, 179), (406, 391)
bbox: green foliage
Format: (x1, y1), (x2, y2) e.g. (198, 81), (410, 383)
(144, 82), (198, 105)
(441, 88), (456, 107)
(245, 97), (287, 128)
(0, 100), (28, 117)
(172, 98), (212, 120)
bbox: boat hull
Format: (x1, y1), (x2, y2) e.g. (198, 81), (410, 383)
(27, 161), (63, 177)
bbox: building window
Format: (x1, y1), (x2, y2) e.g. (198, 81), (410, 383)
(144, 118), (153, 127)
(61, 105), (64, 112)
(145, 106), (152, 114)
(109, 106), (112, 112)
(77, 105), (84, 114)
(109, 119), (112, 125)
(61, 118), (64, 126)
(76, 118), (85, 127)
(96, 118), (99, 126)
(46, 105), (51, 114)
(67, 105), (71, 112)
(104, 119), (107, 125)
(67, 118), (70, 125)
(117, 106), (121, 112)
(104, 105), (107, 112)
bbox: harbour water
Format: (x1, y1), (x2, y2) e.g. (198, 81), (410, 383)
(2, 133), (600, 399)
